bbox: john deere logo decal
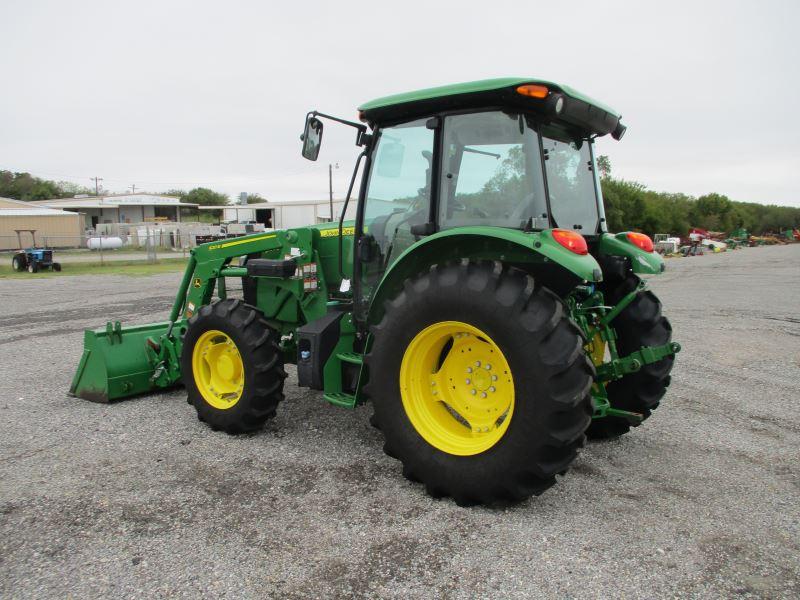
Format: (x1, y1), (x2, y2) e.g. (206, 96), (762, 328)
(193, 278), (202, 288)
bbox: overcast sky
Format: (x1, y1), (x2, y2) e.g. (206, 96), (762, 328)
(1, 0), (798, 206)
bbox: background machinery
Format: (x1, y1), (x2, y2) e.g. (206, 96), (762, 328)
(71, 78), (679, 505)
(11, 229), (61, 273)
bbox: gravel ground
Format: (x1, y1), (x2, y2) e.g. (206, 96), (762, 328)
(1, 245), (798, 599)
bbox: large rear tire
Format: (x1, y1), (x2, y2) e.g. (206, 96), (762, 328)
(365, 261), (594, 505)
(586, 274), (674, 439)
(12, 254), (27, 272)
(181, 299), (286, 434)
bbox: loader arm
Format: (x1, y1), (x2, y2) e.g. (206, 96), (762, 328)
(181, 232), (286, 321)
(70, 229), (326, 403)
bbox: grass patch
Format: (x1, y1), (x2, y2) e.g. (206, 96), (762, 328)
(0, 258), (189, 279)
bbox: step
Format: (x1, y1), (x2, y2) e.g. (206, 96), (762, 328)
(336, 352), (363, 365)
(323, 392), (357, 409)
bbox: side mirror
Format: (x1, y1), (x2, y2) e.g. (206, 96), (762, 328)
(301, 116), (323, 161)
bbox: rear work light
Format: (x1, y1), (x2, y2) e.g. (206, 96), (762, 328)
(551, 229), (588, 255)
(626, 232), (654, 253)
(516, 84), (549, 99)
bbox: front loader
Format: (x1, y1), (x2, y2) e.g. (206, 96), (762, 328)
(71, 78), (680, 505)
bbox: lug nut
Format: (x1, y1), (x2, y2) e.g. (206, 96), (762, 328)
(492, 374), (497, 381)
(489, 386), (496, 393)
(475, 361), (481, 367)
(466, 367), (472, 373)
(465, 379), (471, 385)
(480, 392), (487, 398)
(470, 389), (477, 395)
(485, 363), (491, 370)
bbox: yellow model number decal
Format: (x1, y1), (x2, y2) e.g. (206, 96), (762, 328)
(319, 227), (355, 238)
(207, 233), (277, 250)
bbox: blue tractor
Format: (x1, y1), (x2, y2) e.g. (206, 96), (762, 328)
(11, 229), (61, 273)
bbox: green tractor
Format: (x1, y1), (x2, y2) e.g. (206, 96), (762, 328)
(70, 78), (679, 505)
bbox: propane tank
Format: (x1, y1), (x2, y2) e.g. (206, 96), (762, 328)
(87, 236), (123, 250)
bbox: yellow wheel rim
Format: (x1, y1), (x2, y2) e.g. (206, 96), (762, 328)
(191, 329), (245, 410)
(399, 321), (514, 456)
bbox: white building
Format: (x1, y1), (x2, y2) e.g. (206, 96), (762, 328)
(31, 194), (199, 229)
(200, 198), (356, 230)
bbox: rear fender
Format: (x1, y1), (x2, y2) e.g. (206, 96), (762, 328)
(366, 227), (601, 326)
(598, 232), (665, 275)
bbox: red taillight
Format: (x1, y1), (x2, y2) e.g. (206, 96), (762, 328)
(626, 232), (654, 252)
(551, 229), (588, 255)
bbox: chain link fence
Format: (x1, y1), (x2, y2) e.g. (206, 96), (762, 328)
(0, 222), (273, 266)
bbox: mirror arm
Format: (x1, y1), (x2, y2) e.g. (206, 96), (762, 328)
(307, 110), (369, 146)
(339, 148), (368, 280)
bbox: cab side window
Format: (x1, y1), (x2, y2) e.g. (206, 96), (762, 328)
(363, 119), (433, 268)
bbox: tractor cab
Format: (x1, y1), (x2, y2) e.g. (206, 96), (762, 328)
(301, 78), (631, 314)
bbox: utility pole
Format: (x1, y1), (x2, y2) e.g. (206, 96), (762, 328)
(130, 184), (137, 194)
(328, 163), (339, 222)
(90, 177), (103, 196)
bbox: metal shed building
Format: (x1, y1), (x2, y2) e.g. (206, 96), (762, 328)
(0, 197), (84, 250)
(29, 194), (199, 228)
(199, 198), (356, 230)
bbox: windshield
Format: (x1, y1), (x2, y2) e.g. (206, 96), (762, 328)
(437, 111), (602, 233)
(541, 128), (599, 232)
(439, 112), (548, 230)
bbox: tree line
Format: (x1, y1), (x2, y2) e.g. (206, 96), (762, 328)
(601, 176), (800, 237)
(3, 167), (798, 236)
(0, 171), (267, 207)
(0, 170), (92, 200)
(162, 189), (266, 206)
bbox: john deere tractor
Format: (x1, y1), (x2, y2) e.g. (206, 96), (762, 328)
(71, 78), (679, 505)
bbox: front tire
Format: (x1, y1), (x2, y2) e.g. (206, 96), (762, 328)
(586, 274), (674, 439)
(27, 261), (38, 273)
(365, 261), (594, 505)
(181, 299), (286, 434)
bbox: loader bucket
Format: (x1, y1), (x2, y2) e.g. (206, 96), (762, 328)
(69, 320), (173, 403)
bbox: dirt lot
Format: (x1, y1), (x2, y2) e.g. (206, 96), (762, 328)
(1, 245), (798, 599)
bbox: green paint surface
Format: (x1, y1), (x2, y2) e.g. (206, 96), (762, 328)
(599, 233), (665, 274)
(359, 77), (620, 118)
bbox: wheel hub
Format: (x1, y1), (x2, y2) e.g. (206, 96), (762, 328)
(400, 321), (514, 456)
(191, 330), (245, 410)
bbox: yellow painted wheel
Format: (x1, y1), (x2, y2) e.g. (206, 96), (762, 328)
(191, 329), (244, 410)
(399, 321), (514, 456)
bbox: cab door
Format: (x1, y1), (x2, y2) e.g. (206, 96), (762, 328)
(354, 118), (435, 319)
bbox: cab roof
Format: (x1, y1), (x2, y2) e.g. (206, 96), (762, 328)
(358, 77), (623, 137)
